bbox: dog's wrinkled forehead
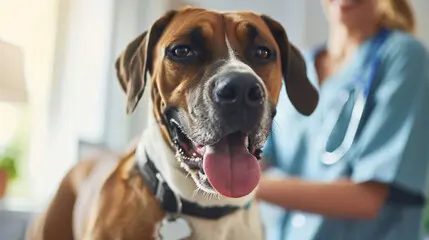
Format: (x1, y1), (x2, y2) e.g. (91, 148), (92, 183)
(152, 9), (283, 102)
(157, 10), (278, 50)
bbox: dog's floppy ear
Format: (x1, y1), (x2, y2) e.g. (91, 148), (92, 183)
(115, 10), (177, 114)
(261, 15), (319, 116)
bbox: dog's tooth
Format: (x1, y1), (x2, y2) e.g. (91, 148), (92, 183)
(245, 137), (249, 148)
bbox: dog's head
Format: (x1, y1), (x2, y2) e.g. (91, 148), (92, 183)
(116, 7), (318, 198)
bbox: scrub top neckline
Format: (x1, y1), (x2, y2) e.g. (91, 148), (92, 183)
(307, 33), (381, 93)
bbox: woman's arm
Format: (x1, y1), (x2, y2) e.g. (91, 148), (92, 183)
(257, 178), (389, 219)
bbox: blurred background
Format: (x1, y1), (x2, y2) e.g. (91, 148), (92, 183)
(0, 0), (428, 239)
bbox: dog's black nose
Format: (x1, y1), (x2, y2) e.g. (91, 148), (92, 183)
(213, 73), (264, 107)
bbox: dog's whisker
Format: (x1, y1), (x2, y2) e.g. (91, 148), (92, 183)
(208, 193), (215, 200)
(211, 192), (220, 200)
(192, 188), (200, 198)
(205, 192), (210, 200)
(203, 191), (210, 200)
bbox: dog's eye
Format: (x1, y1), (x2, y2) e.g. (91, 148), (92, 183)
(254, 46), (272, 60)
(170, 45), (195, 59)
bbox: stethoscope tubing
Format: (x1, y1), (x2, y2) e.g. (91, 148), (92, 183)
(320, 29), (391, 165)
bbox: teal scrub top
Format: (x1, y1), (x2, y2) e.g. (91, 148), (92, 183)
(260, 30), (429, 240)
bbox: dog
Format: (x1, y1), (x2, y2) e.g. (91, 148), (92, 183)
(26, 6), (318, 240)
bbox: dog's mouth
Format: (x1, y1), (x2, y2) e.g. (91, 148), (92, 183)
(170, 119), (262, 198)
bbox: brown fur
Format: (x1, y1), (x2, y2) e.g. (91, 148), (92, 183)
(27, 149), (165, 240)
(84, 150), (165, 239)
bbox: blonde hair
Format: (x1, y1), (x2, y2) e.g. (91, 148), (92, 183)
(379, 0), (416, 34)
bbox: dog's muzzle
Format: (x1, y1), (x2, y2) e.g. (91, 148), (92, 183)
(161, 71), (269, 199)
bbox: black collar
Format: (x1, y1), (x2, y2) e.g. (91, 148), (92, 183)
(136, 152), (250, 220)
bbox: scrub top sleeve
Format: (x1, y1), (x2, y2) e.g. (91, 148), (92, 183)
(351, 36), (429, 200)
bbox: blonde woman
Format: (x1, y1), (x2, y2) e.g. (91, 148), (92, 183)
(257, 0), (429, 239)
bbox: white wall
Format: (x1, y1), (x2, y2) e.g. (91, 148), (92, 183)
(0, 0), (61, 205)
(33, 0), (116, 204)
(412, 0), (429, 47)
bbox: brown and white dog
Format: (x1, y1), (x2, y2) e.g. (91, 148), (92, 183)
(26, 7), (318, 240)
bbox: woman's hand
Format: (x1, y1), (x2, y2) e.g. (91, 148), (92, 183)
(256, 177), (389, 219)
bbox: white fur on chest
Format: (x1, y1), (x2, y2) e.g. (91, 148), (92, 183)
(140, 123), (264, 240)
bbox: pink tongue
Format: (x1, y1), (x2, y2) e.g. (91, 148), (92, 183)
(203, 135), (260, 198)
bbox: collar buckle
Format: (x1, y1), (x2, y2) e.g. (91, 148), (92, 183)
(155, 173), (165, 200)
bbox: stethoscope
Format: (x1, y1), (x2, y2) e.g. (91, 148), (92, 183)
(319, 29), (391, 165)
